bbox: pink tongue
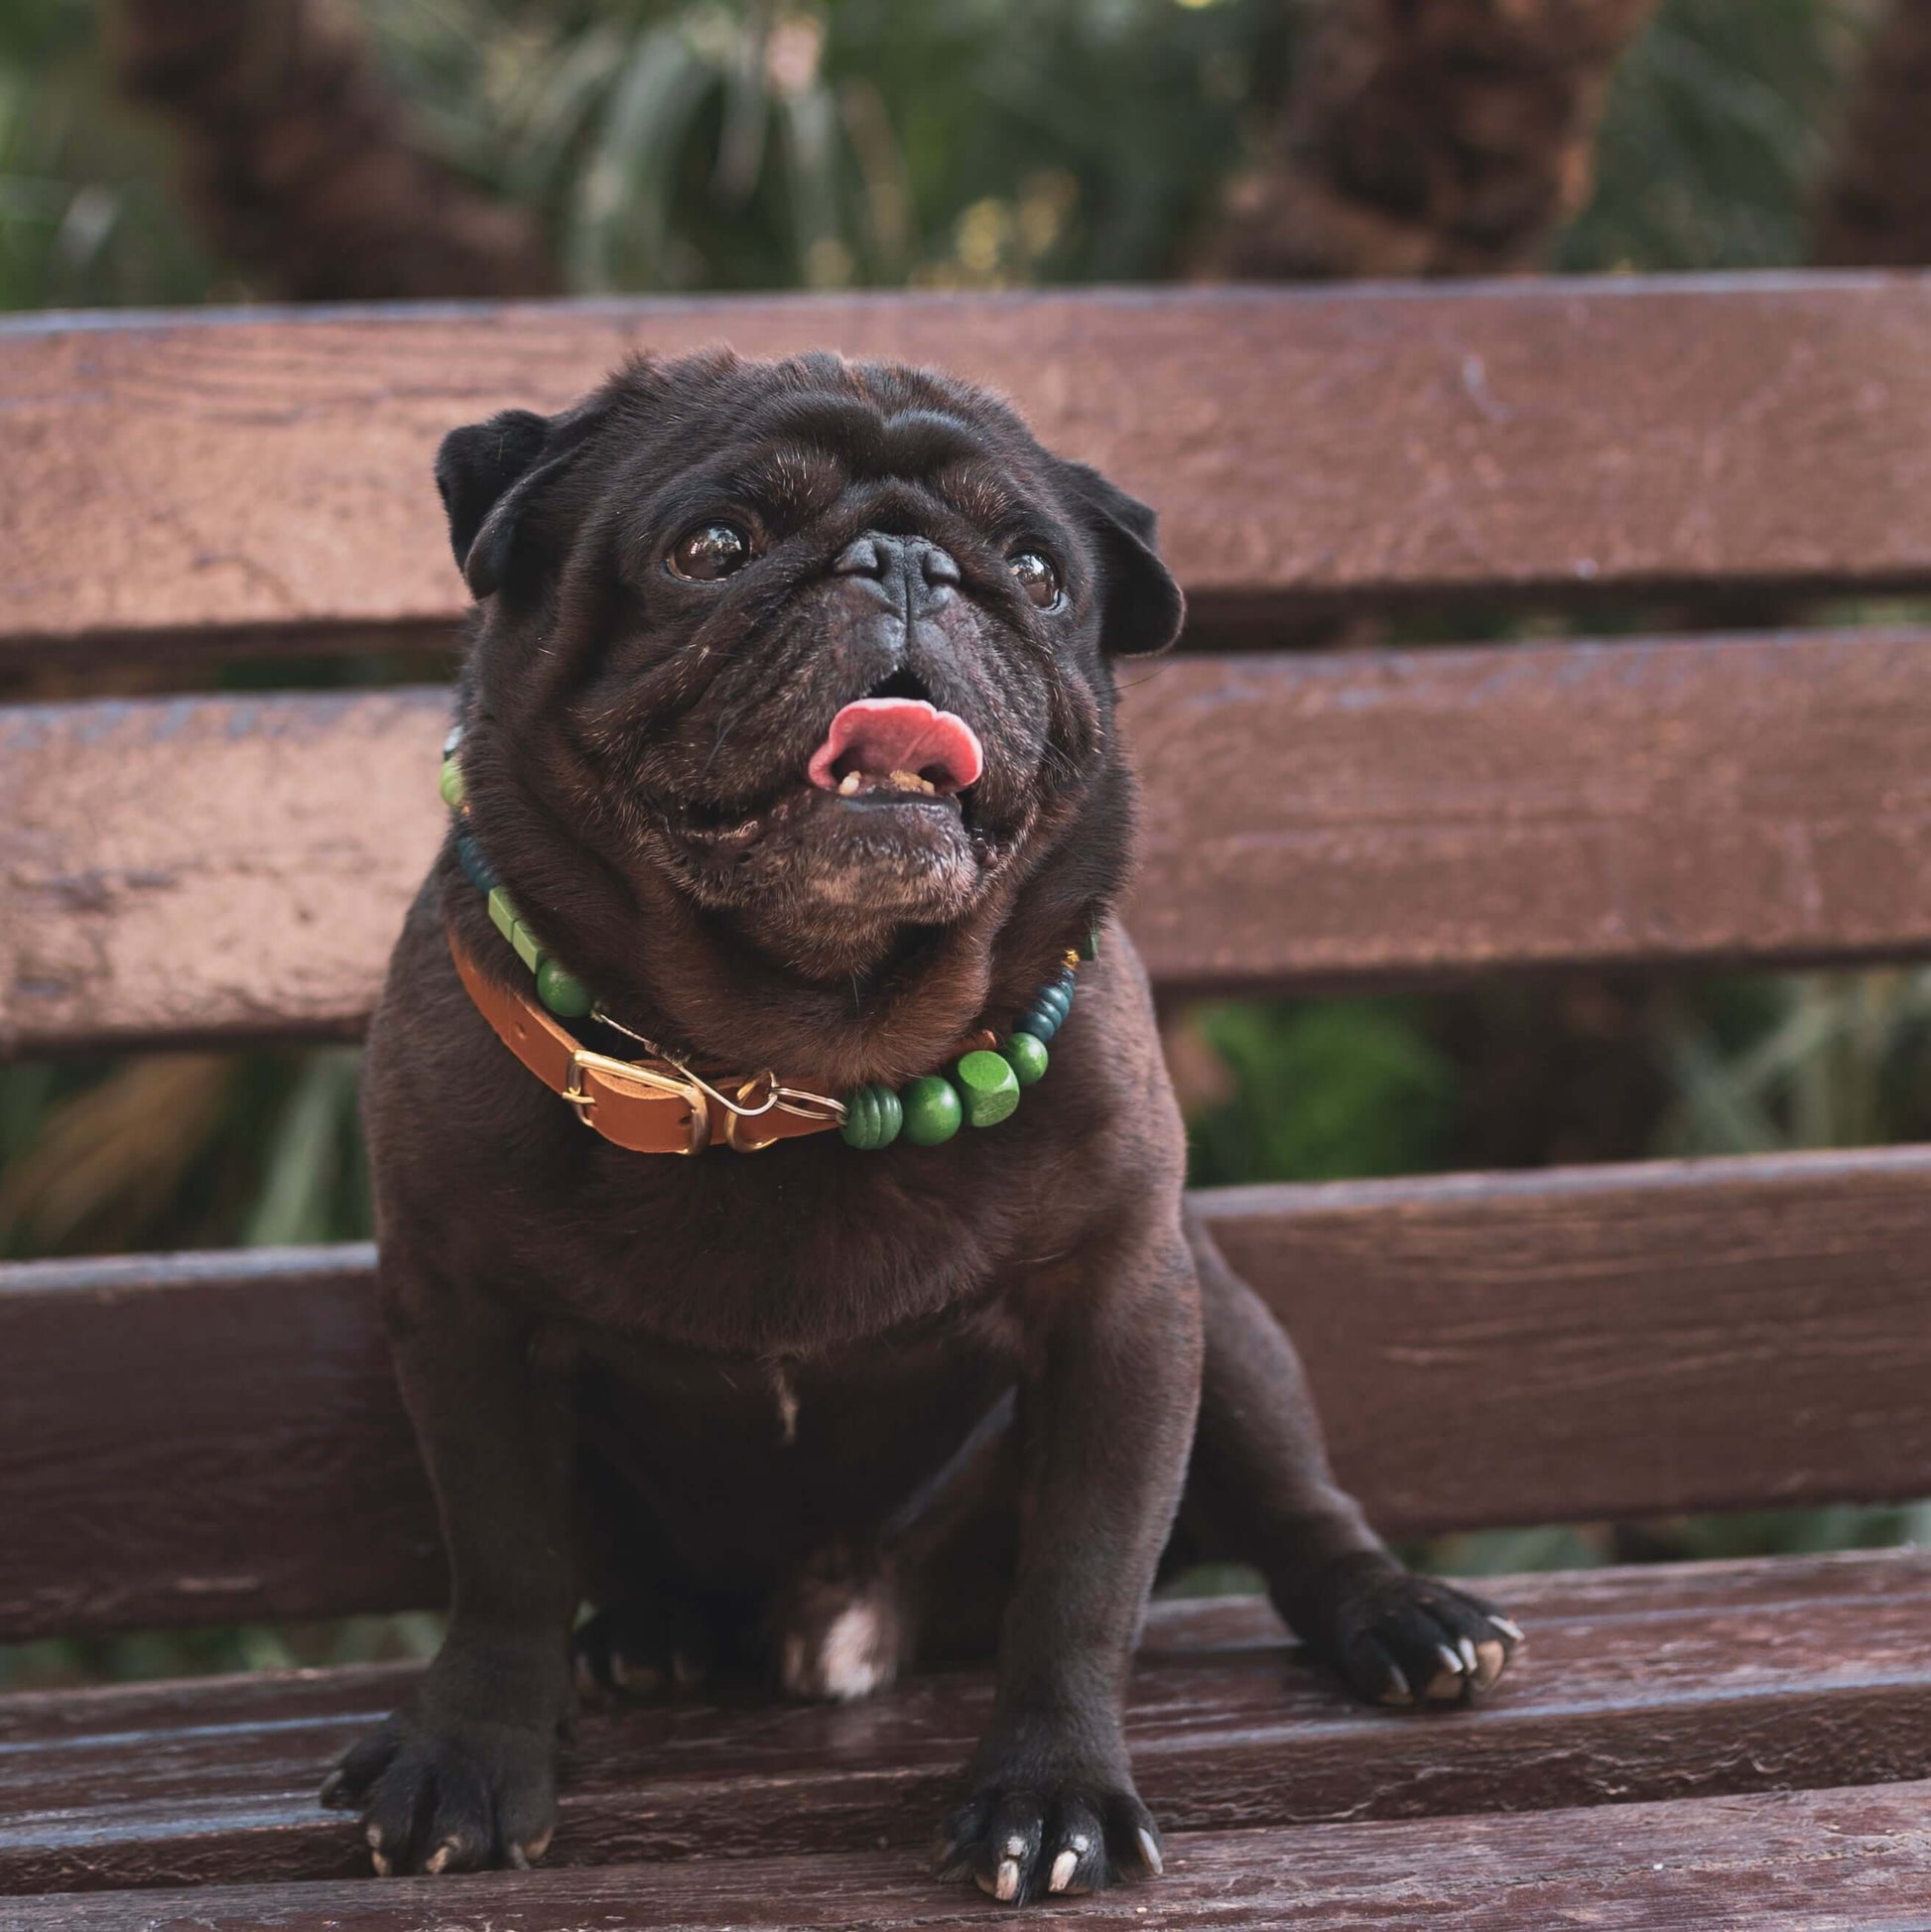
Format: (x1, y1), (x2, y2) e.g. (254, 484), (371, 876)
(808, 698), (984, 794)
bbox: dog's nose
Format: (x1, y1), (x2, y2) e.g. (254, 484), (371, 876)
(833, 533), (962, 610)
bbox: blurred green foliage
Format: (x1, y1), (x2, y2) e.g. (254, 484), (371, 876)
(1, 0), (1924, 1691)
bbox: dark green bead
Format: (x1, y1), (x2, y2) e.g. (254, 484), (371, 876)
(839, 1084), (904, 1150)
(900, 1074), (963, 1145)
(1078, 924), (1100, 962)
(456, 830), (496, 893)
(1026, 987), (1072, 1033)
(955, 1049), (1020, 1127)
(1015, 1005), (1060, 1044)
(1001, 1031), (1049, 1087)
(439, 756), (466, 811)
(1051, 966), (1078, 998)
(537, 959), (593, 1018)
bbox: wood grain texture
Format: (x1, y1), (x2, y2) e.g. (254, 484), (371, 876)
(0, 1245), (443, 1641)
(9, 1774), (1931, 1929)
(2, 1147), (1928, 1640)
(2, 1554), (1928, 1896)
(8, 629), (1931, 1054)
(1197, 1145), (1931, 1534)
(8, 277), (1931, 657)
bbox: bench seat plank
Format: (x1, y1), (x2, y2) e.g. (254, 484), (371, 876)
(3, 1148), (1928, 1641)
(20, 1779), (1931, 1930)
(7, 277), (1931, 659)
(17, 1780), (1931, 1929)
(2, 1553), (1928, 1897)
(7, 629), (1931, 1055)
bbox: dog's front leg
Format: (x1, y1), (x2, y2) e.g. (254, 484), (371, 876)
(940, 1215), (1202, 1904)
(322, 1253), (575, 1875)
(1183, 1208), (1521, 1708)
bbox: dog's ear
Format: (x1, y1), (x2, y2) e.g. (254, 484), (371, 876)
(435, 401), (603, 599)
(1058, 460), (1185, 657)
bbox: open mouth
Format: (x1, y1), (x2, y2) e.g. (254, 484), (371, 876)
(806, 694), (984, 808)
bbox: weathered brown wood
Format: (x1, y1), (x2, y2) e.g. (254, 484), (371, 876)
(1198, 1146), (1931, 1534)
(8, 278), (1931, 660)
(1, 1554), (1927, 1896)
(2, 1148), (1928, 1641)
(8, 629), (1931, 1055)
(0, 1245), (443, 1641)
(1132, 629), (1931, 992)
(10, 1773), (1931, 1929)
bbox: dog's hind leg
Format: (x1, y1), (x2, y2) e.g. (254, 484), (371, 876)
(1180, 1205), (1523, 1708)
(768, 1389), (1021, 1699)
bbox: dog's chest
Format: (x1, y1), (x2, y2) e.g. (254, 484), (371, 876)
(530, 1133), (1037, 1359)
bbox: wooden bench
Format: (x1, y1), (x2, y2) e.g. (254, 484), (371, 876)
(3, 278), (1931, 1929)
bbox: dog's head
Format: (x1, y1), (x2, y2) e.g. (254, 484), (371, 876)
(438, 350), (1181, 1065)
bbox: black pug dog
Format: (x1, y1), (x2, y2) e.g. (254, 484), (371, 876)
(322, 348), (1520, 1902)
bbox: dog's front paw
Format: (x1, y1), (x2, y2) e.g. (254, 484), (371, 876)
(321, 1711), (557, 1874)
(1309, 1555), (1523, 1709)
(936, 1768), (1163, 1904)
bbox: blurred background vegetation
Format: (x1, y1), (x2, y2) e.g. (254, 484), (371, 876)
(2, 0), (1928, 1688)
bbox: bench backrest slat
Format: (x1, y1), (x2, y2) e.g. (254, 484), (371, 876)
(3, 1145), (1927, 1640)
(5, 629), (1929, 1055)
(7, 278), (1931, 661)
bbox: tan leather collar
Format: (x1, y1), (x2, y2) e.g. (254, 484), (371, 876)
(450, 930), (843, 1155)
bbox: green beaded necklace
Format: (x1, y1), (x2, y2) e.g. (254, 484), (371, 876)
(440, 728), (1094, 1152)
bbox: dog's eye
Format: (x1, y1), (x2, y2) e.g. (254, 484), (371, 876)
(668, 523), (753, 581)
(1007, 550), (1062, 610)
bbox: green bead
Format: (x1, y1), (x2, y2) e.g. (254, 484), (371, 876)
(439, 756), (466, 811)
(956, 1049), (1020, 1126)
(1001, 1031), (1049, 1087)
(900, 1074), (963, 1146)
(510, 918), (544, 973)
(487, 885), (519, 942)
(1015, 1007), (1059, 1044)
(1078, 924), (1100, 962)
(839, 1084), (904, 1150)
(537, 958), (593, 1018)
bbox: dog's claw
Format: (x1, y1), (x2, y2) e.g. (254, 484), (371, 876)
(943, 1775), (1159, 1899)
(1490, 1614), (1526, 1643)
(1323, 1565), (1523, 1710)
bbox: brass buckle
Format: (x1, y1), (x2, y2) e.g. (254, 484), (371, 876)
(564, 1047), (711, 1155)
(577, 1003), (845, 1154)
